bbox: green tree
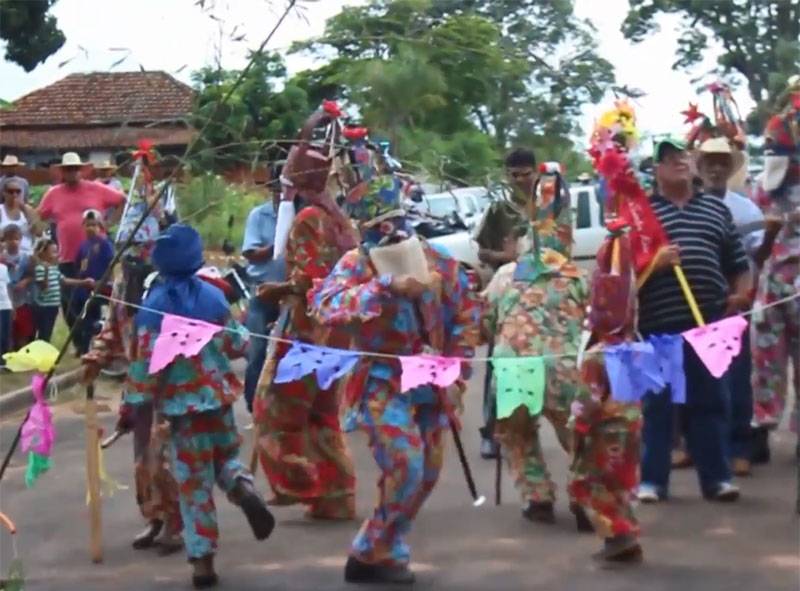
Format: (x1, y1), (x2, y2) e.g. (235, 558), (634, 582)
(191, 51), (310, 168)
(622, 0), (800, 130)
(0, 0), (65, 72)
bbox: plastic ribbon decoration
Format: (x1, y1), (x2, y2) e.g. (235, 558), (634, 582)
(603, 342), (665, 403)
(274, 343), (361, 390)
(148, 314), (224, 374)
(132, 139), (157, 183)
(398, 354), (462, 393)
(649, 334), (686, 404)
(86, 435), (128, 504)
(493, 357), (546, 419)
(682, 315), (748, 378)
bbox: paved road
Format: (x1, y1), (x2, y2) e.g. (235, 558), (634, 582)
(0, 364), (798, 591)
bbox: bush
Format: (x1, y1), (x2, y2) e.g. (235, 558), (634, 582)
(174, 174), (265, 251)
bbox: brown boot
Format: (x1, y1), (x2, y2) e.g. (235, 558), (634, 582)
(191, 555), (218, 589)
(132, 520), (162, 549)
(570, 504), (594, 533)
(593, 535), (643, 564)
(522, 501), (555, 524)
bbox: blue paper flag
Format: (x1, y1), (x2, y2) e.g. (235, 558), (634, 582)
(274, 343), (360, 389)
(603, 342), (664, 402)
(649, 334), (686, 404)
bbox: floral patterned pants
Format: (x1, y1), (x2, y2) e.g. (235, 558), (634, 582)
(255, 367), (356, 518)
(570, 409), (642, 540)
(169, 406), (250, 559)
(751, 266), (799, 430)
(494, 367), (577, 505)
(128, 401), (181, 533)
(350, 385), (445, 566)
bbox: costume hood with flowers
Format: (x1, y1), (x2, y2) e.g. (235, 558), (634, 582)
(761, 76), (800, 194)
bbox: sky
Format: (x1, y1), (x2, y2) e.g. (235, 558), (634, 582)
(0, 0), (754, 148)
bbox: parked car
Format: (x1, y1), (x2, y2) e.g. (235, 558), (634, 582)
(422, 186), (496, 231)
(569, 182), (607, 260)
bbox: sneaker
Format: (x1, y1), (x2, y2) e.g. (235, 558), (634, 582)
(636, 484), (660, 503)
(711, 482), (740, 502)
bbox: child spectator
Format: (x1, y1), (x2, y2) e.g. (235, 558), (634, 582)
(72, 209), (114, 354)
(33, 239), (93, 342)
(0, 259), (11, 367)
(1, 224), (35, 347)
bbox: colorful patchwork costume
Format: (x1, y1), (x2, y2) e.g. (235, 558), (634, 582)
(132, 224), (274, 588)
(569, 232), (643, 561)
(310, 172), (481, 584)
(482, 170), (591, 525)
(83, 242), (183, 551)
(751, 109), (800, 433)
(253, 108), (359, 519)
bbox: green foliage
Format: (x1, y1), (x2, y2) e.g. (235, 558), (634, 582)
(292, 0), (616, 184)
(622, 0), (800, 132)
(175, 173), (264, 250)
(0, 0), (65, 72)
(191, 51), (310, 169)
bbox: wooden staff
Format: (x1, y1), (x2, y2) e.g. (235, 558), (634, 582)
(85, 384), (103, 563)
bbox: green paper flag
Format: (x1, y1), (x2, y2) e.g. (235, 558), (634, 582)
(493, 357), (546, 419)
(24, 451), (52, 489)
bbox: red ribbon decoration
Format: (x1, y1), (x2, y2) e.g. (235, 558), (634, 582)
(343, 126), (369, 141)
(322, 100), (342, 118)
(132, 139), (156, 184)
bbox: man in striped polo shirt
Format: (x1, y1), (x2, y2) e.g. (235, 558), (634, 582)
(638, 138), (751, 503)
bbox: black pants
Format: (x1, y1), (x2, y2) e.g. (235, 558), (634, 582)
(58, 262), (79, 330)
(72, 298), (102, 355)
(34, 305), (59, 342)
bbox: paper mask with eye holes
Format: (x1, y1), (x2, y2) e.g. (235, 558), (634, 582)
(492, 357), (546, 419)
(682, 316), (747, 378)
(148, 314), (224, 374)
(275, 343), (361, 390)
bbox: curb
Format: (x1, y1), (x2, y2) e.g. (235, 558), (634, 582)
(0, 368), (83, 417)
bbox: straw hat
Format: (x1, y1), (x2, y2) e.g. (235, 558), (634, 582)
(94, 160), (117, 170)
(694, 137), (745, 175)
(1, 155), (24, 167)
(58, 152), (86, 167)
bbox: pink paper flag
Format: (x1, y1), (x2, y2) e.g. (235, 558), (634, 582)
(682, 315), (747, 378)
(149, 314), (223, 374)
(21, 374), (55, 456)
(399, 355), (462, 393)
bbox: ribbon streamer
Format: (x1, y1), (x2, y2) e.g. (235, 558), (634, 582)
(493, 357), (546, 419)
(683, 316), (748, 378)
(149, 314), (223, 374)
(86, 439), (128, 504)
(274, 343), (360, 390)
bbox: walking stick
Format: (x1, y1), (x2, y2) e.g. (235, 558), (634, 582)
(448, 418), (486, 507)
(85, 384), (103, 563)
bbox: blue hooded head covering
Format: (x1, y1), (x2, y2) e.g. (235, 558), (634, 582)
(136, 224), (230, 330)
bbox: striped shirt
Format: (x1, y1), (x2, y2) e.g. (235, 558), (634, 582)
(34, 264), (61, 306)
(638, 193), (749, 335)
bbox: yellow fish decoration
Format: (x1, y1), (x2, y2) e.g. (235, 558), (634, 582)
(2, 341), (59, 373)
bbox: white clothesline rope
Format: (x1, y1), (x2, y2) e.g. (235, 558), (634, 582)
(95, 288), (800, 363)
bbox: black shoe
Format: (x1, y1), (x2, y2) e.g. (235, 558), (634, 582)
(480, 438), (500, 459)
(751, 427), (771, 464)
(573, 506), (594, 533)
(344, 556), (415, 585)
(192, 573), (219, 589)
(522, 501), (555, 524)
(132, 520), (163, 549)
(233, 479), (275, 541)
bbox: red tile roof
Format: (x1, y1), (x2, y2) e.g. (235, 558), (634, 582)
(0, 71), (194, 126)
(0, 125), (198, 150)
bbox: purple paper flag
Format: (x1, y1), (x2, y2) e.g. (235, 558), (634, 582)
(274, 343), (360, 389)
(683, 316), (747, 378)
(603, 342), (664, 403)
(149, 314), (223, 374)
(399, 355), (462, 393)
(649, 334), (686, 404)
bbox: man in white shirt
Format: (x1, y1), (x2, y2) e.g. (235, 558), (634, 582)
(695, 137), (764, 476)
